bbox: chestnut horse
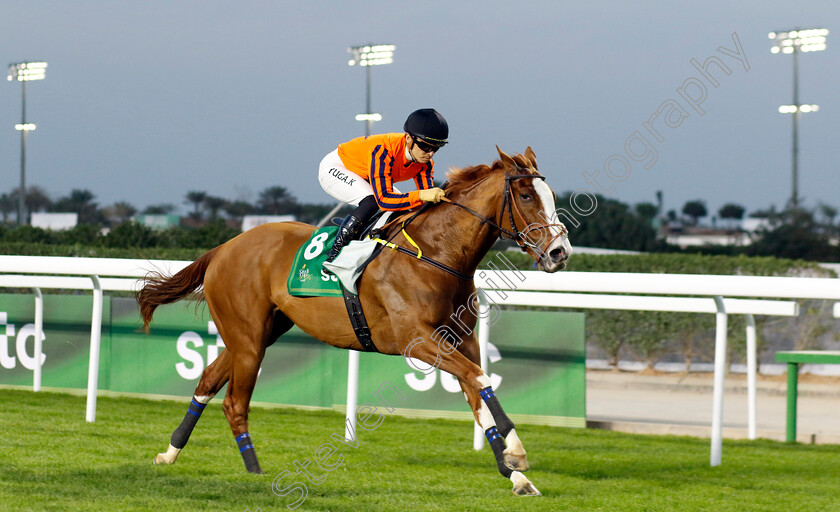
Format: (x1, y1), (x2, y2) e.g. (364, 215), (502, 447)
(137, 147), (571, 496)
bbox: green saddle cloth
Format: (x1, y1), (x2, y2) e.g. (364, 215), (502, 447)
(287, 226), (344, 297)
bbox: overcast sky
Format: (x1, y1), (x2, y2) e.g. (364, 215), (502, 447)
(2, 1), (838, 219)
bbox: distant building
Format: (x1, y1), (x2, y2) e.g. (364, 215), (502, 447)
(30, 213), (78, 231)
(136, 214), (180, 230)
(241, 215), (295, 232)
(740, 218), (772, 233)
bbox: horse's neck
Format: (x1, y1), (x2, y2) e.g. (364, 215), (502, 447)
(410, 177), (504, 274)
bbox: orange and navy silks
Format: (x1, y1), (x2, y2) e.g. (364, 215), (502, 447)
(337, 133), (434, 211)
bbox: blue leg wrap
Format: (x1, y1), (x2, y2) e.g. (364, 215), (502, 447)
(171, 398), (207, 449)
(236, 432), (262, 474)
(486, 427), (513, 478)
(480, 386), (514, 437)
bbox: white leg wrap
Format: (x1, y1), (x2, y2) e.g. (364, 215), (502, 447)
(510, 470), (541, 496)
(476, 374), (492, 389)
(154, 444), (182, 465)
(194, 394), (214, 404)
(477, 401), (495, 431)
(505, 429), (526, 454)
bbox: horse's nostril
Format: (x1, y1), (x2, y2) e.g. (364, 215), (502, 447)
(549, 248), (565, 261)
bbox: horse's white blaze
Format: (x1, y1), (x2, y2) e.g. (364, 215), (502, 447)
(533, 180), (572, 261)
(534, 180), (562, 238)
(194, 394), (214, 404)
(477, 401), (495, 431)
(154, 444), (182, 465)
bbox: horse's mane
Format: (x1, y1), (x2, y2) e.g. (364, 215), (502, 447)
(444, 152), (538, 197)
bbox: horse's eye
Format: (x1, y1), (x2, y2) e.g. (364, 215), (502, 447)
(520, 193), (532, 202)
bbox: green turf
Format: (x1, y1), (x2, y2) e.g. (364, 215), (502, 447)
(1, 388), (839, 511)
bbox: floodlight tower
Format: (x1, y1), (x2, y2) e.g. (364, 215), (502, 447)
(7, 61), (47, 226)
(769, 29), (828, 210)
(347, 44), (395, 135)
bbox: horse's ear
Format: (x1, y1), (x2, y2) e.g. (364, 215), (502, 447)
(496, 145), (516, 168)
(525, 146), (538, 170)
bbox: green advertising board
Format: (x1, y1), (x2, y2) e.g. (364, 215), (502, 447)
(0, 294), (110, 390)
(0, 294), (585, 426)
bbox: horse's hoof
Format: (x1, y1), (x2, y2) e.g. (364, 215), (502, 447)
(503, 450), (530, 472)
(154, 453), (173, 465)
(154, 445), (181, 465)
(510, 471), (541, 496)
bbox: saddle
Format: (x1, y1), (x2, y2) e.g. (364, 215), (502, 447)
(284, 213), (395, 353)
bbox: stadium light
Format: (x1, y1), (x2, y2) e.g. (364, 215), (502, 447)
(347, 44), (395, 135)
(769, 29), (828, 209)
(778, 104), (819, 114)
(8, 61), (48, 225)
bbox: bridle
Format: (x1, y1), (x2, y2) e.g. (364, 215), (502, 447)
(444, 168), (569, 262)
(371, 166), (568, 279)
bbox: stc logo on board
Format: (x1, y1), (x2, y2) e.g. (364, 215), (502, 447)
(403, 341), (502, 393)
(175, 321), (226, 380)
(174, 322), (503, 394)
(0, 312), (45, 371)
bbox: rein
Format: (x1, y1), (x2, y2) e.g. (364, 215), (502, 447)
(369, 202), (474, 281)
(366, 168), (567, 280)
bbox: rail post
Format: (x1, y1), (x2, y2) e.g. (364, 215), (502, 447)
(85, 276), (103, 423)
(710, 295), (727, 466)
(32, 287), (43, 392)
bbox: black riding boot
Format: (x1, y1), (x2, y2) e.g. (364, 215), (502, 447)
(325, 214), (365, 262)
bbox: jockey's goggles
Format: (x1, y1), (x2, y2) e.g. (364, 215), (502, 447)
(414, 137), (446, 154)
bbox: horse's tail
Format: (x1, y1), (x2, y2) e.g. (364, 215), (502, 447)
(137, 246), (220, 333)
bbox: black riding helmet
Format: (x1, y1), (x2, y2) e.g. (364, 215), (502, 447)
(404, 108), (449, 147)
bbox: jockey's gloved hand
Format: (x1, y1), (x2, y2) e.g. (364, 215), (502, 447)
(418, 187), (446, 203)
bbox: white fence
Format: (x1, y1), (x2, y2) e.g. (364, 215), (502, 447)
(0, 256), (190, 421)
(1, 256), (839, 468)
(471, 271), (840, 466)
(468, 291), (798, 453)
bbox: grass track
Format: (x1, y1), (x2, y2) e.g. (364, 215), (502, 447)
(2, 389), (839, 511)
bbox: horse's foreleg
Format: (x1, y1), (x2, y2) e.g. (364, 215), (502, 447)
(456, 338), (531, 473)
(154, 348), (231, 466)
(413, 338), (540, 496)
(460, 374), (539, 496)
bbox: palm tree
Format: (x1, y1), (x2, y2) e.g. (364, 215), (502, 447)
(0, 194), (14, 224)
(25, 186), (53, 213)
(142, 204), (176, 215)
(718, 203), (745, 229)
(818, 202), (838, 236)
(185, 191), (207, 220)
(718, 203), (745, 220)
(103, 201), (138, 226)
(257, 186), (297, 215)
(203, 196), (227, 221)
(51, 189), (103, 225)
(682, 200), (708, 226)
(224, 200), (255, 223)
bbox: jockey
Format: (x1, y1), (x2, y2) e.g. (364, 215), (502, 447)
(318, 108), (449, 262)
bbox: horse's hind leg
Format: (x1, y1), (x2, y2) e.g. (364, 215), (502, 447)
(154, 348), (232, 465)
(223, 341), (267, 473)
(220, 310), (292, 474)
